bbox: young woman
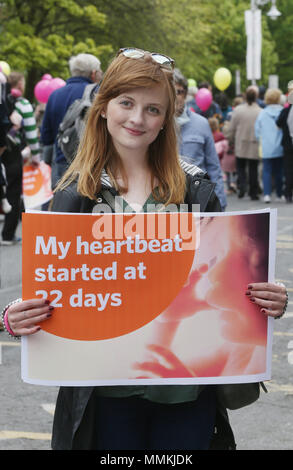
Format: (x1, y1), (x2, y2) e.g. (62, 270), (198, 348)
(2, 49), (288, 450)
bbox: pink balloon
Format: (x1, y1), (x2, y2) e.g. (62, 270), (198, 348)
(42, 73), (52, 80)
(34, 79), (52, 103)
(34, 77), (65, 103)
(195, 88), (213, 112)
(47, 77), (66, 93)
(11, 88), (22, 98)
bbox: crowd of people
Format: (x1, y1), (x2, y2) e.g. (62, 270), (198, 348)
(0, 49), (289, 450)
(0, 53), (103, 244)
(210, 83), (293, 205)
(183, 76), (293, 205)
(1, 55), (293, 247)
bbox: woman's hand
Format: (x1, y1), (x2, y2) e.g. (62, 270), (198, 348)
(246, 282), (288, 319)
(7, 298), (54, 336)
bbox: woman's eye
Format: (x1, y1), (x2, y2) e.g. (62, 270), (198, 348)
(148, 106), (160, 115)
(120, 100), (132, 107)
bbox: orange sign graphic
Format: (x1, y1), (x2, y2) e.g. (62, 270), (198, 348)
(22, 162), (53, 209)
(22, 212), (196, 341)
(23, 165), (43, 196)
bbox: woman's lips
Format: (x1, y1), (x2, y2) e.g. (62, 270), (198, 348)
(124, 127), (145, 136)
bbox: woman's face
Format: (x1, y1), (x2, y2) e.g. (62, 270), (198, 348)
(104, 84), (168, 158)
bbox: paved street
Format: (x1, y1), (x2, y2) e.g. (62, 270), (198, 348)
(0, 191), (292, 450)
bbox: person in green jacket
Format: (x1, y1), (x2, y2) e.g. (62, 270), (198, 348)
(1, 71), (41, 245)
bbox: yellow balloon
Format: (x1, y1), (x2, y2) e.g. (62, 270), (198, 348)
(213, 67), (232, 91)
(0, 61), (11, 76)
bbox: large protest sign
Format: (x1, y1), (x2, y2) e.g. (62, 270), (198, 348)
(21, 209), (276, 386)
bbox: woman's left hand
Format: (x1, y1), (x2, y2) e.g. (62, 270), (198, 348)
(246, 282), (288, 319)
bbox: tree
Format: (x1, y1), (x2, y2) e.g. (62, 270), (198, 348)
(0, 0), (112, 100)
(211, 1), (278, 94)
(266, 0), (293, 91)
(0, 0), (280, 102)
(90, 0), (165, 53)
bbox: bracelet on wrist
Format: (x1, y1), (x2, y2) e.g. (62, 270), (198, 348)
(1, 298), (22, 338)
(275, 282), (288, 319)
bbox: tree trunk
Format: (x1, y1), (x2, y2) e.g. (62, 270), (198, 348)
(26, 68), (41, 104)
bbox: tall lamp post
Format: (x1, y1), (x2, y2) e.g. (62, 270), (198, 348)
(245, 0), (281, 85)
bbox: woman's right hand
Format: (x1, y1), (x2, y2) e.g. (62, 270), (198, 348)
(7, 299), (54, 336)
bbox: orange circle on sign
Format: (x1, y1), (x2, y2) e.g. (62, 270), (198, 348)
(22, 212), (197, 341)
(23, 165), (43, 196)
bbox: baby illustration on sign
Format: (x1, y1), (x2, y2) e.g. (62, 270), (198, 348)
(133, 212), (279, 380)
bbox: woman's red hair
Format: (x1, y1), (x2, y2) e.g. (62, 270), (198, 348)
(57, 52), (186, 205)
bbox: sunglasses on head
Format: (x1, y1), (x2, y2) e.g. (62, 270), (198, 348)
(117, 48), (175, 71)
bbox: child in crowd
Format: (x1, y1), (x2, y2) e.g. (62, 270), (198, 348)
(208, 117), (236, 194)
(208, 117), (227, 162)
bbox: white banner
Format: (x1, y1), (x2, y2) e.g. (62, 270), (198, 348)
(268, 75), (279, 89)
(245, 9), (262, 81)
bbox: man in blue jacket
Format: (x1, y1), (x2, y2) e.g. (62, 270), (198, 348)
(41, 53), (102, 188)
(174, 69), (227, 210)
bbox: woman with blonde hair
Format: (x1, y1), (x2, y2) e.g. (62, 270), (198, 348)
(2, 49), (287, 450)
(255, 88), (284, 203)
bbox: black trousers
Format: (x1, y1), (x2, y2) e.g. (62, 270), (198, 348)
(283, 149), (293, 199)
(236, 157), (259, 197)
(0, 161), (6, 199)
(92, 388), (216, 450)
(1, 146), (22, 241)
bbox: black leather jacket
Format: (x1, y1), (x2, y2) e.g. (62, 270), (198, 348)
(276, 104), (293, 152)
(50, 163), (235, 450)
(51, 164), (221, 215)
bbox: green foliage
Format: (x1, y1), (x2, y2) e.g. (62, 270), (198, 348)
(266, 0), (293, 90)
(0, 0), (112, 99)
(0, 0), (283, 102)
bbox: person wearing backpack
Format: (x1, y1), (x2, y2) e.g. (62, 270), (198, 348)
(56, 81), (98, 165)
(41, 53), (102, 189)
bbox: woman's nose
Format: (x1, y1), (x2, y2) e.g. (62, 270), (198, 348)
(129, 107), (144, 125)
